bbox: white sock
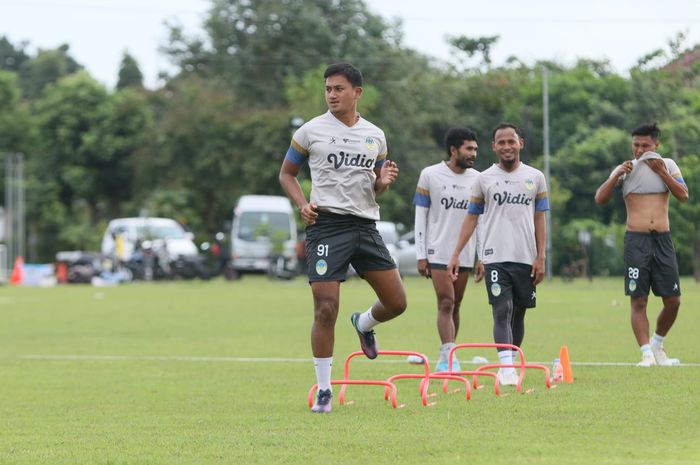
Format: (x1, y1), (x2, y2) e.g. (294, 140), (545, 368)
(439, 342), (456, 362)
(498, 350), (515, 374)
(640, 344), (653, 357)
(511, 349), (520, 363)
(313, 357), (333, 391)
(357, 307), (379, 332)
(651, 333), (665, 347)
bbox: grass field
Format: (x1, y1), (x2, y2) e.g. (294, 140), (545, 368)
(1, 275), (699, 465)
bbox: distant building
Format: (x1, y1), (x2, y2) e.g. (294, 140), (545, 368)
(664, 45), (700, 71)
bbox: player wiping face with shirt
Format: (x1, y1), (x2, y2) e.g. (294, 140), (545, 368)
(595, 122), (688, 367)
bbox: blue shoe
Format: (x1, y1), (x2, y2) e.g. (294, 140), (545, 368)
(311, 389), (332, 413)
(350, 312), (378, 359)
(435, 358), (460, 372)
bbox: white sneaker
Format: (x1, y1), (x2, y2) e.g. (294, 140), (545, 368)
(498, 369), (519, 386)
(651, 344), (680, 366)
(637, 354), (657, 367)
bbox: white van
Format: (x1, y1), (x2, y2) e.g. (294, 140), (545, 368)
(101, 217), (198, 262)
(230, 195), (298, 274)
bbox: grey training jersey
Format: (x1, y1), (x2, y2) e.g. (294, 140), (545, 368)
(468, 163), (549, 266)
(413, 162), (479, 266)
(614, 152), (683, 197)
(286, 111), (388, 220)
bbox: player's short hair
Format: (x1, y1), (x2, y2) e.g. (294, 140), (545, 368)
(444, 128), (478, 158)
(324, 63), (363, 87)
(631, 122), (661, 140)
(492, 123), (521, 141)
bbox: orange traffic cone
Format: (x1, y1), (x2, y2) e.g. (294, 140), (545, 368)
(10, 256), (24, 285)
(559, 345), (573, 383)
(55, 262), (68, 284)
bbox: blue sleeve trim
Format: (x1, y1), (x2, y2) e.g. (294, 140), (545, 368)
(535, 197), (550, 212)
(375, 158), (385, 168)
(285, 147), (306, 165)
(468, 202), (484, 215)
(413, 193), (430, 207)
(675, 176), (686, 185)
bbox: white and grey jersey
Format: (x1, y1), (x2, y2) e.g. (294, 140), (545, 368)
(468, 163), (549, 266)
(413, 161), (480, 266)
(284, 111), (388, 220)
(613, 152), (685, 197)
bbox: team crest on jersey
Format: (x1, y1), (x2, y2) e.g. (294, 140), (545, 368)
(491, 283), (501, 297)
(316, 259), (328, 276)
(365, 137), (377, 151)
(525, 179), (535, 190)
(628, 279), (637, 292)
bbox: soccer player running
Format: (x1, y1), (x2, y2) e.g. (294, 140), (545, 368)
(279, 63), (407, 413)
(413, 128), (484, 372)
(447, 123), (548, 386)
(594, 122), (688, 366)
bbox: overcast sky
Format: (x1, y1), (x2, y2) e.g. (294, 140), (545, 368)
(1, 0), (699, 89)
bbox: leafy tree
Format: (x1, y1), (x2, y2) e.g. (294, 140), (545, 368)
(18, 44), (82, 98)
(137, 76), (291, 233)
(448, 34), (500, 70)
(0, 70), (34, 154)
(116, 52), (144, 90)
(164, 0), (397, 106)
(0, 35), (30, 72)
(29, 71), (150, 257)
(552, 126), (629, 225)
(85, 87), (155, 218)
(668, 153), (700, 280)
(505, 60), (630, 159)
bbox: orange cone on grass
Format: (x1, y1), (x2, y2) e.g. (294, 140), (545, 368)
(10, 256), (24, 285)
(559, 345), (573, 383)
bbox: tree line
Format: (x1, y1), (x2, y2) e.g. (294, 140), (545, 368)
(1, 0), (698, 279)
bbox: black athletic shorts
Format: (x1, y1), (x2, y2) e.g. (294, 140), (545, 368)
(623, 231), (681, 297)
(305, 211), (396, 282)
(483, 262), (536, 308)
(429, 263), (472, 273)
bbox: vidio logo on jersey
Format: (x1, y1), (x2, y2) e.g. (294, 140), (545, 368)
(326, 151), (375, 169)
(440, 197), (469, 210)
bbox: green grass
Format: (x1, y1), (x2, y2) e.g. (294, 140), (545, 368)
(1, 276), (699, 464)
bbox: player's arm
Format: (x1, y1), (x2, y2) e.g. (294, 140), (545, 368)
(447, 214), (478, 281)
(473, 218), (484, 283)
(532, 211), (546, 285)
(414, 205), (430, 278)
(645, 159), (689, 202)
(594, 161), (633, 204)
(413, 178), (431, 278)
(374, 160), (398, 196)
(279, 158), (317, 225)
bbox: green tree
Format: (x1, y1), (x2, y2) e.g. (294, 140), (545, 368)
(138, 76), (292, 233)
(0, 70), (34, 154)
(552, 126), (629, 225)
(84, 87), (155, 218)
(669, 153), (700, 280)
(447, 34), (500, 70)
(29, 71), (150, 257)
(165, 0), (397, 106)
(116, 51), (144, 90)
(18, 44), (82, 98)
(0, 35), (30, 72)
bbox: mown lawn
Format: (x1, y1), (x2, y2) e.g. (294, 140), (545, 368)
(1, 276), (698, 464)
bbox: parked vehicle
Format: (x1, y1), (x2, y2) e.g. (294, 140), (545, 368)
(396, 230), (419, 276)
(375, 221), (401, 266)
(230, 195), (298, 276)
(101, 217), (205, 280)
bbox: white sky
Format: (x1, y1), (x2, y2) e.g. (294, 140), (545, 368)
(1, 0), (699, 89)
